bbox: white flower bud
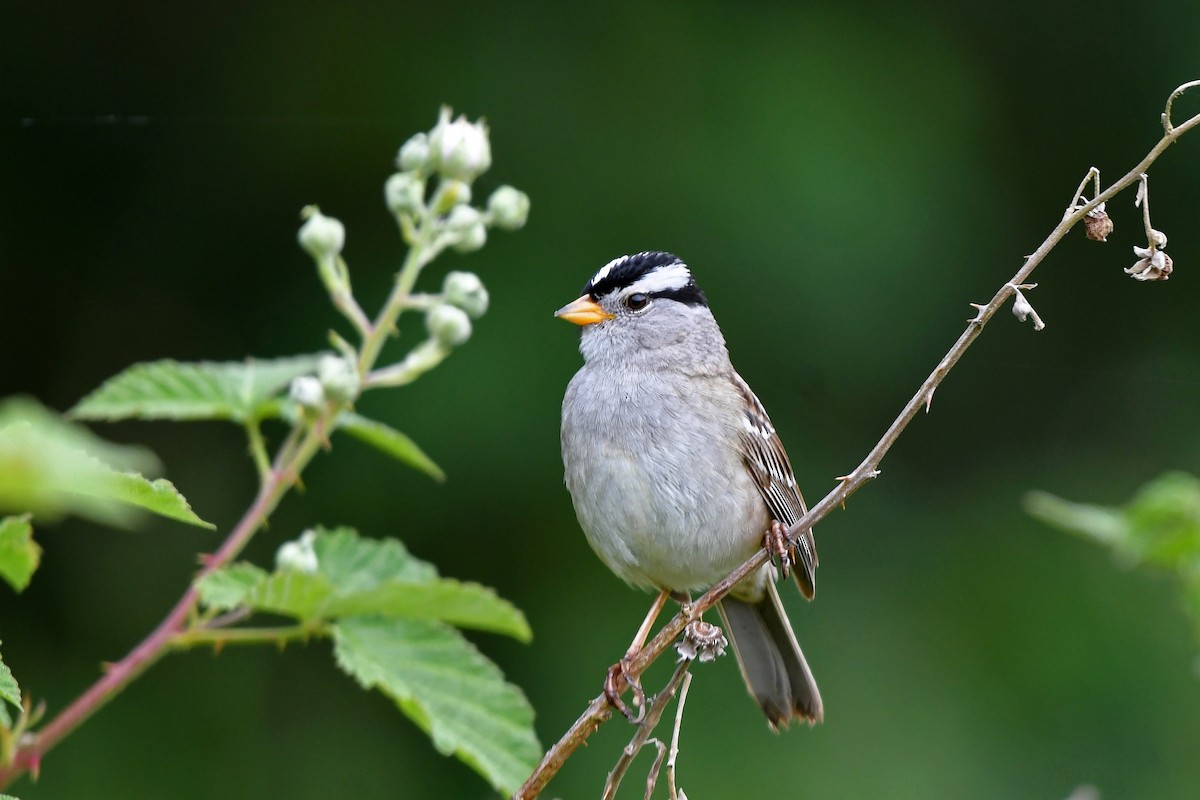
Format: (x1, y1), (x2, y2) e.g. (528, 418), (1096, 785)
(289, 375), (325, 410)
(452, 222), (487, 254)
(444, 204), (483, 231)
(443, 271), (489, 318)
(431, 179), (472, 214)
(426, 303), (473, 347)
(317, 354), (360, 403)
(385, 173), (425, 216)
(486, 185), (530, 230)
(276, 529), (319, 574)
(428, 107), (492, 183)
(396, 132), (430, 172)
(297, 207), (345, 260)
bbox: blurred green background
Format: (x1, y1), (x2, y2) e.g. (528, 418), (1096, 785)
(3, 2), (1200, 798)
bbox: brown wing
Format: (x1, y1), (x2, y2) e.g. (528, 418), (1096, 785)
(730, 371), (818, 599)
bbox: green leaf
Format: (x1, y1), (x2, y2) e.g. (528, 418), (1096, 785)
(333, 617), (540, 796)
(73, 469), (214, 530)
(1025, 492), (1126, 548)
(338, 413), (445, 481)
(69, 354), (325, 424)
(0, 515), (40, 592)
(0, 642), (20, 728)
(0, 397), (213, 528)
(195, 563), (268, 610)
(313, 527), (437, 585)
(197, 528), (531, 640)
(1026, 472), (1200, 570)
(323, 580), (531, 641)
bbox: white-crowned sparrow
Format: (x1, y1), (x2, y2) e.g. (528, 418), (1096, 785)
(557, 251), (822, 728)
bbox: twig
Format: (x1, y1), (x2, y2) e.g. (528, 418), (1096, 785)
(0, 422), (326, 787)
(601, 661), (691, 800)
(513, 79), (1200, 800)
(0, 155), (459, 789)
(664, 671), (692, 800)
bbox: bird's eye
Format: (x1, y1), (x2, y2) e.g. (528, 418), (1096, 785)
(625, 293), (649, 311)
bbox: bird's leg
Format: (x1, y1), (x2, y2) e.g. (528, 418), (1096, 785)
(605, 588), (670, 723)
(763, 519), (793, 579)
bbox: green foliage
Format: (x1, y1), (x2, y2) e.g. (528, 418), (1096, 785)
(333, 617), (540, 797)
(337, 413), (445, 481)
(69, 357), (445, 481)
(194, 527), (538, 792)
(0, 516), (39, 593)
(1027, 471), (1200, 642)
(0, 397), (212, 531)
(0, 108), (532, 796)
(0, 643), (18, 729)
(198, 527), (529, 638)
(69, 355), (324, 423)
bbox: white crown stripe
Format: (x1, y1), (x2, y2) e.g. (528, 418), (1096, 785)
(588, 255), (628, 287)
(629, 263), (692, 294)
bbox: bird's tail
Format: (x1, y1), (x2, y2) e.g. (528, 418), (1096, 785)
(717, 581), (823, 729)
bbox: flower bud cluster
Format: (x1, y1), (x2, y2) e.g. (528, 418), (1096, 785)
(382, 107), (529, 253)
(293, 107), (529, 401)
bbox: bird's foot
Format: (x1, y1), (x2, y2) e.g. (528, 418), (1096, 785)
(604, 658), (646, 723)
(764, 519), (794, 579)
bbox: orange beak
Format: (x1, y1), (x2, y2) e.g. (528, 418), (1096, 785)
(554, 295), (614, 326)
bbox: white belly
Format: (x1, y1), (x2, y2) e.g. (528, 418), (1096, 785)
(562, 370), (767, 592)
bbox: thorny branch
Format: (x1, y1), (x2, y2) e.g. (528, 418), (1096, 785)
(513, 80), (1200, 799)
(601, 661), (691, 800)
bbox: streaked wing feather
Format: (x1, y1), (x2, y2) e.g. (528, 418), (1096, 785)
(730, 372), (819, 597)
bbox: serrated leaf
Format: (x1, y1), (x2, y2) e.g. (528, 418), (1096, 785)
(1, 642), (20, 727)
(73, 469), (214, 529)
(197, 528), (530, 639)
(312, 526), (437, 586)
(69, 354), (325, 423)
(324, 580), (531, 641)
(333, 617), (540, 796)
(0, 397), (212, 528)
(337, 413), (445, 481)
(195, 563), (268, 610)
(0, 515), (40, 592)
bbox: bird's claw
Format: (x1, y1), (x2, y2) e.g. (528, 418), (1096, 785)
(764, 519), (794, 579)
(604, 658), (646, 723)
